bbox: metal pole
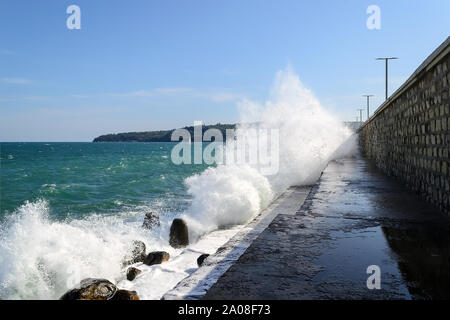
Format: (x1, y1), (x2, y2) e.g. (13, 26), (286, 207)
(357, 109), (364, 122)
(363, 95), (374, 119)
(385, 60), (388, 100)
(376, 57), (398, 101)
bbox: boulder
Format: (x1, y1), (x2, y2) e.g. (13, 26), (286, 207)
(126, 267), (142, 281)
(111, 289), (140, 300)
(169, 218), (189, 248)
(143, 251), (170, 266)
(131, 240), (146, 260)
(122, 240), (146, 266)
(197, 254), (210, 267)
(60, 278), (117, 300)
(60, 278), (139, 300)
(142, 211), (160, 229)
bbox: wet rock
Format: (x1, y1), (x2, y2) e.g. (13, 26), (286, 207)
(143, 251), (170, 266)
(197, 254), (210, 267)
(60, 278), (139, 300)
(122, 240), (146, 266)
(60, 278), (117, 300)
(169, 218), (189, 248)
(111, 289), (140, 300)
(126, 267), (142, 281)
(142, 211), (160, 229)
(131, 240), (146, 260)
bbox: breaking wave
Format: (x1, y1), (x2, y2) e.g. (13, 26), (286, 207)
(183, 68), (354, 239)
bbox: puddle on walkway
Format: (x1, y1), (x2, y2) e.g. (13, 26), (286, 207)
(382, 225), (450, 299)
(314, 226), (411, 299)
(312, 222), (450, 299)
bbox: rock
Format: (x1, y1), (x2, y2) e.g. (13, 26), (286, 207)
(169, 218), (189, 248)
(197, 254), (210, 267)
(126, 267), (142, 281)
(122, 240), (146, 266)
(143, 251), (170, 266)
(60, 278), (117, 300)
(131, 240), (146, 260)
(60, 278), (139, 300)
(110, 289), (140, 300)
(142, 211), (160, 229)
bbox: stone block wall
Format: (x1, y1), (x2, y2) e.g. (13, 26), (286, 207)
(360, 37), (450, 216)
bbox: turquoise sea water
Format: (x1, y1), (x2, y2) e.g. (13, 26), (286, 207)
(0, 142), (210, 221)
(0, 142), (226, 299)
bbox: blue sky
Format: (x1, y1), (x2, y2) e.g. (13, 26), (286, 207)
(0, 0), (449, 141)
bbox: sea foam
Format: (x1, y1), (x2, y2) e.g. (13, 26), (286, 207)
(0, 199), (178, 299)
(182, 68), (354, 239)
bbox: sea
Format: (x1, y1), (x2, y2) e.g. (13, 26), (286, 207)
(0, 142), (240, 299)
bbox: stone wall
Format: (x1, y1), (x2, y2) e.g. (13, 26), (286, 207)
(360, 37), (450, 216)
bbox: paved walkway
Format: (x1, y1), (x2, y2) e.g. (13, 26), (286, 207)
(204, 148), (450, 299)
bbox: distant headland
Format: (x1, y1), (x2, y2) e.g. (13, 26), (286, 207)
(92, 123), (236, 142)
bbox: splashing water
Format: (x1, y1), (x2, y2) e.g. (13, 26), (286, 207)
(0, 199), (179, 299)
(182, 68), (354, 239)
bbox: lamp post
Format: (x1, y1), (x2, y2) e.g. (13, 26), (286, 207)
(362, 95), (374, 119)
(376, 57), (398, 100)
(357, 109), (364, 122)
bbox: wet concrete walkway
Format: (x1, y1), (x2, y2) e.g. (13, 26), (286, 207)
(204, 148), (450, 299)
